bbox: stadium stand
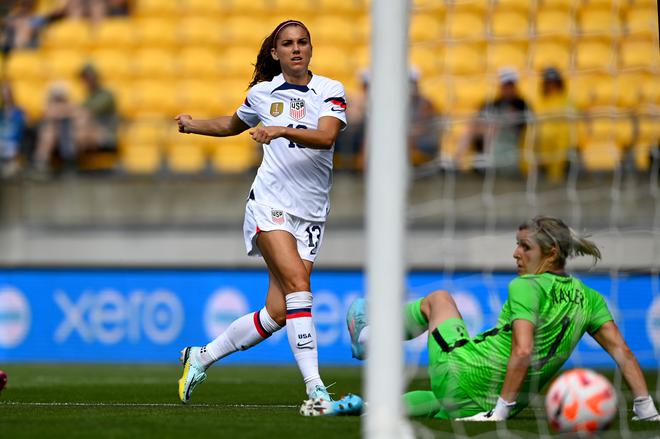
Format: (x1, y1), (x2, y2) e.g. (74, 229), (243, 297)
(1, 0), (658, 175)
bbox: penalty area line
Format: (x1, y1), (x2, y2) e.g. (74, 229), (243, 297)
(0, 401), (298, 409)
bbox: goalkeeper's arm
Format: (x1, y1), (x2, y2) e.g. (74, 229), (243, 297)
(593, 321), (660, 421)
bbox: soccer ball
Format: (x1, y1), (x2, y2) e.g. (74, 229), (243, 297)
(545, 368), (617, 436)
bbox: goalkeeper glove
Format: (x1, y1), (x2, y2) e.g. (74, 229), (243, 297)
(632, 395), (660, 421)
(456, 396), (515, 422)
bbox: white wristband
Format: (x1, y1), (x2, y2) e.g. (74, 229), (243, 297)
(633, 395), (659, 420)
(493, 396), (516, 420)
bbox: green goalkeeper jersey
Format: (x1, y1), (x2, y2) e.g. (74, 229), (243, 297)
(449, 272), (613, 412)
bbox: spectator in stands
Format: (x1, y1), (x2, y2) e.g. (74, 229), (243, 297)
(334, 67), (440, 171)
(533, 67), (575, 183)
(0, 81), (27, 178)
(1, 0), (67, 53)
(65, 0), (130, 24)
(75, 63), (118, 152)
(458, 67), (533, 176)
(32, 63), (118, 174)
(334, 69), (368, 172)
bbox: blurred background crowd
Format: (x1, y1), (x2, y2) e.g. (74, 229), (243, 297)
(0, 0), (657, 182)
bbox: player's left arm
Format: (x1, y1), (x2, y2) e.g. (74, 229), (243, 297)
(249, 116), (344, 150)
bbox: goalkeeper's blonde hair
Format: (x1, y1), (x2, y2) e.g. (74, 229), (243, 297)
(519, 216), (602, 269)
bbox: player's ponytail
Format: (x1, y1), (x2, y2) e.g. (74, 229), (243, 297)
(519, 216), (602, 269)
(248, 20), (311, 88)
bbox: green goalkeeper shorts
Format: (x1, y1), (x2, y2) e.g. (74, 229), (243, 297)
(404, 317), (483, 420)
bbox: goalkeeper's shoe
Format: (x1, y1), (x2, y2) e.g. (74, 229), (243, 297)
(178, 346), (207, 404)
(300, 394), (364, 417)
(346, 298), (367, 360)
(308, 384), (333, 401)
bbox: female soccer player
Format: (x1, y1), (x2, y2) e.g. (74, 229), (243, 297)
(175, 20), (347, 404)
(347, 216), (660, 421)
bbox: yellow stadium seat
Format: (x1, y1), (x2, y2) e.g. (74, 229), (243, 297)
(179, 0), (224, 17)
(570, 74), (618, 110)
(531, 40), (571, 71)
(354, 44), (370, 70)
(11, 80), (48, 121)
(122, 119), (165, 148)
(312, 16), (356, 46)
(412, 0), (446, 14)
(579, 140), (622, 171)
(106, 81), (138, 118)
(538, 0), (574, 11)
(89, 49), (133, 81)
(493, 0), (531, 14)
(90, 19), (136, 50)
(318, 0), (366, 15)
(578, 8), (622, 38)
(177, 80), (229, 116)
(167, 143), (207, 173)
(133, 48), (178, 79)
(178, 17), (224, 48)
(443, 43), (485, 75)
(5, 50), (46, 81)
(41, 19), (91, 50)
(419, 75), (450, 112)
(535, 9), (574, 40)
(354, 15), (370, 44)
(640, 75), (660, 107)
(487, 43), (527, 73)
(212, 135), (258, 173)
(625, 7), (659, 39)
(311, 46), (353, 78)
(450, 76), (495, 114)
(178, 48), (224, 79)
(122, 145), (162, 174)
(490, 10), (530, 39)
(271, 0), (316, 16)
(44, 50), (87, 80)
(223, 16), (270, 49)
(620, 39), (660, 72)
(575, 40), (615, 71)
(223, 47), (257, 78)
(226, 0), (267, 15)
(134, 18), (178, 48)
(132, 80), (179, 118)
(615, 72), (644, 109)
(410, 45), (442, 79)
(133, 0), (179, 17)
(410, 13), (442, 42)
(446, 10), (486, 41)
(451, 0), (489, 13)
(579, 0), (623, 9)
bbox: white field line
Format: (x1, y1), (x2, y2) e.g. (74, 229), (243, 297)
(0, 401), (298, 409)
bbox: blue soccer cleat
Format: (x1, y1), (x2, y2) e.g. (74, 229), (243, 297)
(300, 393), (365, 417)
(178, 346), (207, 404)
(346, 298), (367, 360)
(308, 384), (333, 401)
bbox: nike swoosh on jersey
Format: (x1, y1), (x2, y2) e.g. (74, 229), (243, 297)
(296, 340), (314, 349)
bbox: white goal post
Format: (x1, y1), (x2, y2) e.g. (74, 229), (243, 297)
(364, 1), (412, 438)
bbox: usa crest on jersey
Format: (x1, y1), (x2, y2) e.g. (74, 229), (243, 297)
(290, 98), (306, 120)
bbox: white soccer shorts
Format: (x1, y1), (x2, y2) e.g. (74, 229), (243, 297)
(243, 200), (326, 263)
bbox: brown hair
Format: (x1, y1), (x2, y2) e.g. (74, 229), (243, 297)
(519, 216), (602, 269)
(248, 20), (311, 88)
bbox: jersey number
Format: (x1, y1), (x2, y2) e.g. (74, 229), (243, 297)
(533, 316), (571, 370)
(305, 225), (321, 255)
(287, 124), (307, 148)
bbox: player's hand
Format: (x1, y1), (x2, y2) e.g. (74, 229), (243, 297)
(249, 126), (284, 145)
(175, 114), (193, 133)
(455, 410), (505, 422)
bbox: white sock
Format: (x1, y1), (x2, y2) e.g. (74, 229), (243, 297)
(357, 326), (369, 344)
(285, 291), (324, 394)
(201, 307), (282, 368)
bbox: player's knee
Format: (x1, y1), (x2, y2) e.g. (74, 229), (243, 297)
(280, 274), (310, 294)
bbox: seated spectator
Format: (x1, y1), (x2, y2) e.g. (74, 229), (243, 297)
(65, 0), (130, 24)
(408, 67), (440, 166)
(32, 63), (118, 174)
(0, 81), (27, 178)
(533, 67), (575, 183)
(458, 67), (533, 176)
(335, 67), (440, 171)
(1, 0), (67, 53)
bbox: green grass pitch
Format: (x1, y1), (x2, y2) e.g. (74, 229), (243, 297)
(0, 365), (658, 438)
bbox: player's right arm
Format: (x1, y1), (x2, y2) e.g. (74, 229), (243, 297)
(593, 320), (660, 420)
(175, 113), (250, 137)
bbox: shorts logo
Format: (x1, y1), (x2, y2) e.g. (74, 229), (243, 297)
(270, 102), (284, 117)
(290, 98), (306, 120)
(271, 209), (285, 225)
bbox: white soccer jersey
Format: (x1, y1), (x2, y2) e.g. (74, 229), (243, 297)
(236, 73), (347, 221)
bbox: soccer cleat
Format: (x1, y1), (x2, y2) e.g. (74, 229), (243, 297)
(346, 298), (367, 360)
(308, 384), (333, 401)
(178, 346), (207, 404)
(300, 393), (364, 417)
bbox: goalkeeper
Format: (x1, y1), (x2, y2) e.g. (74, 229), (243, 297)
(347, 216), (660, 421)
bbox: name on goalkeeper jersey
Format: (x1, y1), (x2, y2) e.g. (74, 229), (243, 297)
(551, 284), (585, 307)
